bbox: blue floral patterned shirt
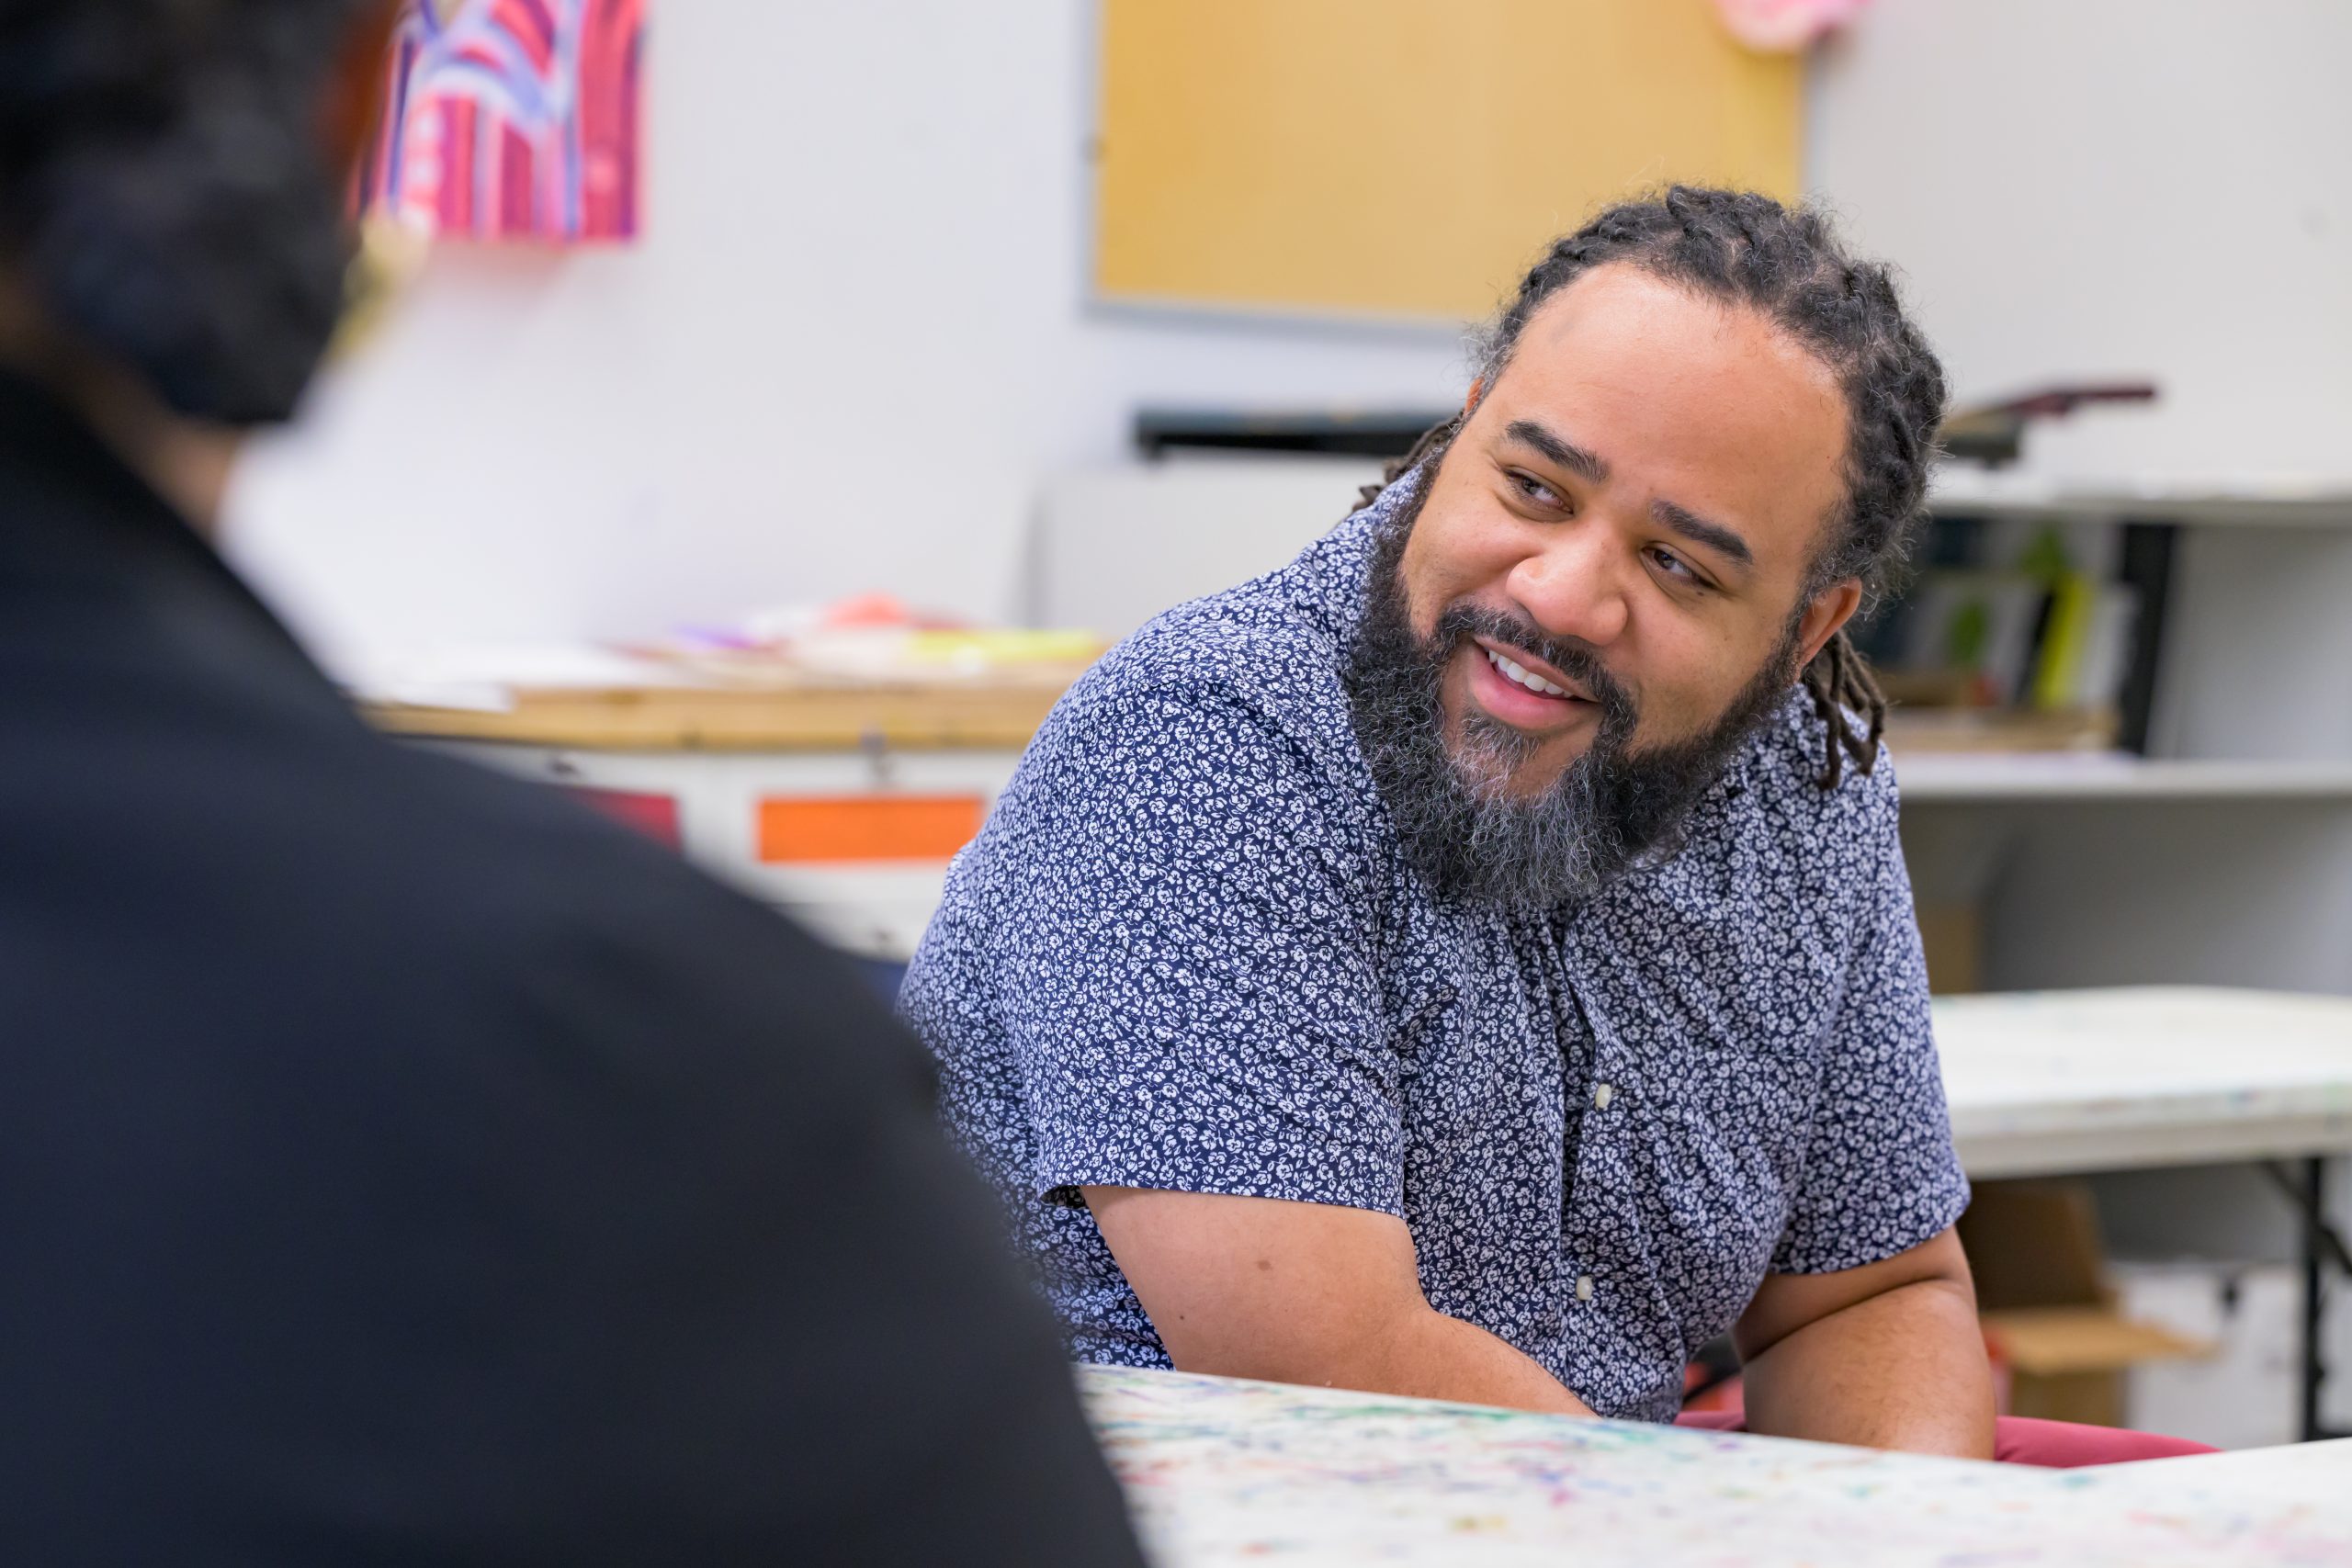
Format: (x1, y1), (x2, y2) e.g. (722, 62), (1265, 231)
(901, 479), (1970, 1424)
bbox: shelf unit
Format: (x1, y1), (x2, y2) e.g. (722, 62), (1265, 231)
(1895, 754), (2352, 804)
(1928, 468), (2352, 530)
(1893, 475), (2352, 1008)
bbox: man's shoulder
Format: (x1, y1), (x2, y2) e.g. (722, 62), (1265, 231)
(299, 734), (861, 1032)
(1613, 686), (1908, 924)
(3, 653), (843, 1038)
(955, 557), (1393, 916)
(1044, 571), (1361, 770)
(1728, 685), (1904, 840)
(1045, 501), (1386, 737)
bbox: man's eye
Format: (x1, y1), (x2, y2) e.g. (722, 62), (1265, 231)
(1510, 471), (1564, 508)
(1649, 547), (1700, 582)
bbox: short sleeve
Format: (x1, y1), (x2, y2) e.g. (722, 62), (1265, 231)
(1770, 776), (1971, 1274)
(993, 680), (1405, 1218)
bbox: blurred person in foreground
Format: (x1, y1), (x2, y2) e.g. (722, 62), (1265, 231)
(906, 189), (2212, 1465)
(0, 4), (1143, 1561)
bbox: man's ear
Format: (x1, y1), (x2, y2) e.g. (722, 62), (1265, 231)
(1463, 378), (1485, 417)
(1792, 578), (1863, 674)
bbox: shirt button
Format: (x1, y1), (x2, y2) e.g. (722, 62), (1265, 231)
(1576, 1274), (1595, 1303)
(1593, 1083), (1615, 1111)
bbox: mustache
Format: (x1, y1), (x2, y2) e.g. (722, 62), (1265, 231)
(1431, 603), (1638, 730)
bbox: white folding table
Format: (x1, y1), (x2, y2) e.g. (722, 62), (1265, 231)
(1934, 987), (2352, 1441)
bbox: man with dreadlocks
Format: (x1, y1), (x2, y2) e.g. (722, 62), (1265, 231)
(906, 188), (2200, 1464)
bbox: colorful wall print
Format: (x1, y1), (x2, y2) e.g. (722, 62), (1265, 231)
(360, 0), (645, 243)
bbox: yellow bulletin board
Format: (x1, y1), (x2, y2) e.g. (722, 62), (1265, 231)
(1093, 0), (1803, 323)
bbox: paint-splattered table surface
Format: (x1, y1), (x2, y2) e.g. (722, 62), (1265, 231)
(1078, 1364), (2352, 1566)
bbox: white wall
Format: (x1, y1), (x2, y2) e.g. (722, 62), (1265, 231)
(1808, 0), (2352, 487)
(235, 0), (2352, 676)
(230, 0), (1468, 677)
(1814, 0), (2352, 1010)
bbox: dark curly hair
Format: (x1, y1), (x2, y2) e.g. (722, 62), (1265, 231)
(0, 0), (381, 425)
(1386, 186), (1949, 788)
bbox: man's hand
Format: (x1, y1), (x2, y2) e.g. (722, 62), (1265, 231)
(1734, 1226), (1996, 1458)
(1083, 1186), (1595, 1416)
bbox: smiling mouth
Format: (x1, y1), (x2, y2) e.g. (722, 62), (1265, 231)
(1479, 644), (1584, 702)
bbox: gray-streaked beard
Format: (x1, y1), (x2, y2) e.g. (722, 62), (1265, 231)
(1342, 472), (1804, 912)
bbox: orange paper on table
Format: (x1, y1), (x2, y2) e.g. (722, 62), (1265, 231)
(757, 795), (986, 864)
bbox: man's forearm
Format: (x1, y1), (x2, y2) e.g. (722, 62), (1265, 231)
(1085, 1186), (1595, 1418)
(1204, 1303), (1594, 1417)
(1737, 1279), (1996, 1458)
(1355, 1308), (1597, 1416)
(1167, 1300), (1594, 1417)
(1176, 1306), (1594, 1417)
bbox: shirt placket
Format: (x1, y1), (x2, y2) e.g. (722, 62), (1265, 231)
(1553, 920), (1620, 1321)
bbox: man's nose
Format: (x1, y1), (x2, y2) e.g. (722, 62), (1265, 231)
(1503, 525), (1631, 650)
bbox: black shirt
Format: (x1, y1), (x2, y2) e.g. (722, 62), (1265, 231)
(0, 373), (1142, 1565)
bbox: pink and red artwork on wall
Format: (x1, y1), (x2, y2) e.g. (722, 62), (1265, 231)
(360, 0), (645, 243)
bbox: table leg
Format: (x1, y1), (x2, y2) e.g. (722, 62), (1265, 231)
(2293, 1156), (2349, 1443)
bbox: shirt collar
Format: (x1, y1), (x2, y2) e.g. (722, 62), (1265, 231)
(1273, 462), (1429, 666)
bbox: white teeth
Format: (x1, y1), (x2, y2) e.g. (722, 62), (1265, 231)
(1485, 647), (1568, 697)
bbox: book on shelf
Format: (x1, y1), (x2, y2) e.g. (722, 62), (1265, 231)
(1861, 523), (2142, 752)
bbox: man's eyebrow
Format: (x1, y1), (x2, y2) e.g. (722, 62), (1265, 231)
(1503, 419), (1608, 485)
(1653, 498), (1755, 570)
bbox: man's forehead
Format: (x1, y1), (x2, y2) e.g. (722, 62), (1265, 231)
(1486, 265), (1849, 570)
(1502, 265), (1839, 407)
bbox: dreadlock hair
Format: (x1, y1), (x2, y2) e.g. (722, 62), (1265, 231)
(1382, 186), (1949, 790)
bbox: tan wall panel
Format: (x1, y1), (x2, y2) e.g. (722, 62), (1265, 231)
(1096, 0), (1802, 321)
